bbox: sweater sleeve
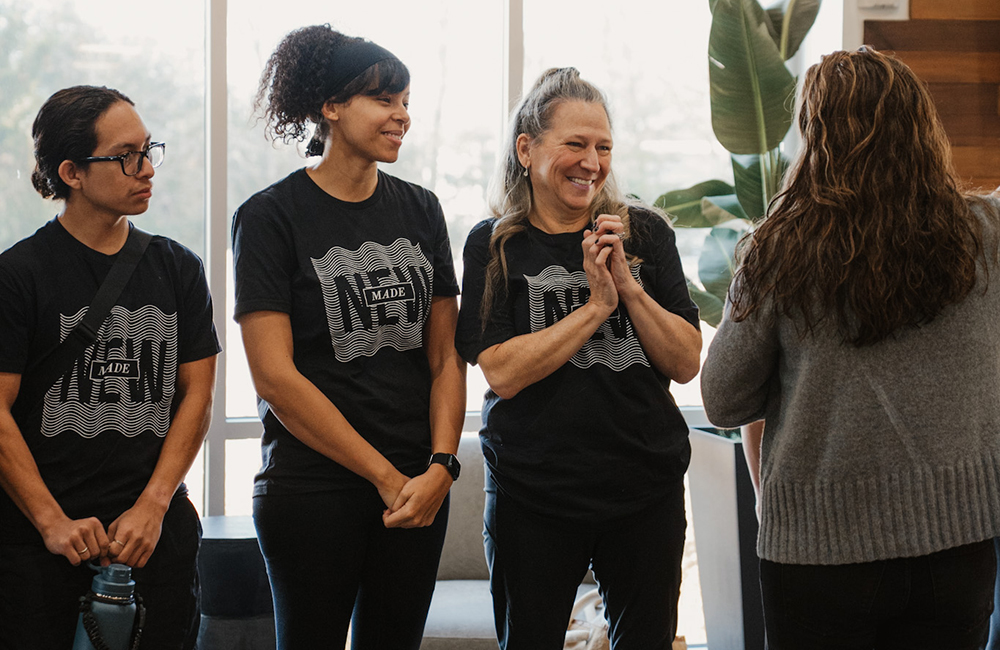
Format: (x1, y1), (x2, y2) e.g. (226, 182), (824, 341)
(700, 291), (780, 428)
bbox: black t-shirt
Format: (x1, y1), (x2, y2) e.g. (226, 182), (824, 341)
(232, 169), (459, 495)
(455, 207), (699, 521)
(0, 218), (221, 543)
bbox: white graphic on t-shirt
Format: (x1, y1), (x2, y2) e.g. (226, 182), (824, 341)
(42, 305), (178, 438)
(526, 265), (649, 371)
(311, 238), (433, 362)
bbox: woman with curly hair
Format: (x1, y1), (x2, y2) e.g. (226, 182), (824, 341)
(232, 24), (465, 649)
(702, 47), (1000, 649)
(456, 67), (702, 649)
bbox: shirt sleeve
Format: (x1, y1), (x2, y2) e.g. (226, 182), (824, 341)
(427, 195), (460, 297)
(0, 258), (32, 374)
(637, 209), (701, 329)
(175, 246), (222, 364)
(231, 193), (297, 320)
(455, 219), (516, 365)
(700, 283), (779, 428)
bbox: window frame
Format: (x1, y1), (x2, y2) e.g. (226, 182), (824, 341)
(200, 0), (525, 515)
(201, 0), (850, 515)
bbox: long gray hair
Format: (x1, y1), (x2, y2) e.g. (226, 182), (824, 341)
(481, 67), (632, 321)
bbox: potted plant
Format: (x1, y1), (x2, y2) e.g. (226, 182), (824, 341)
(662, 2), (822, 649)
(657, 0), (820, 327)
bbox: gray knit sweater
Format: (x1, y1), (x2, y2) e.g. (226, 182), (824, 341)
(701, 195), (1000, 565)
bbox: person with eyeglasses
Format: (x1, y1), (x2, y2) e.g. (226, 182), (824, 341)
(0, 85), (220, 650)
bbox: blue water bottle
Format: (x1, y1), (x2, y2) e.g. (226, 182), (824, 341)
(72, 563), (143, 650)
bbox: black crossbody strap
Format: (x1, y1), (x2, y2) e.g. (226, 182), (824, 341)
(14, 227), (153, 418)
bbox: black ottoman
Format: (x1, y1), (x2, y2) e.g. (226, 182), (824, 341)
(197, 515), (275, 650)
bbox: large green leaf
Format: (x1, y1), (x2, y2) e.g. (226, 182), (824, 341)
(687, 278), (725, 328)
(699, 219), (751, 301)
(655, 180), (734, 227)
(702, 194), (750, 223)
(732, 150), (789, 220)
(709, 0), (797, 154)
(766, 0), (822, 60)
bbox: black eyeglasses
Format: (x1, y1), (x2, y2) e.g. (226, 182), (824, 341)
(82, 142), (166, 176)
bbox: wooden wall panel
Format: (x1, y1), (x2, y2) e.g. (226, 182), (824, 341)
(911, 0), (1000, 21)
(864, 16), (1000, 190)
(953, 146), (1000, 177)
(885, 51), (1000, 84)
(865, 19), (1000, 51)
(926, 83), (999, 116)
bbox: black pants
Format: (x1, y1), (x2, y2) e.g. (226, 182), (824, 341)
(760, 539), (996, 650)
(0, 495), (201, 650)
(483, 477), (686, 650)
(253, 488), (449, 650)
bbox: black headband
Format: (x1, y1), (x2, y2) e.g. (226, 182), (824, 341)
(321, 40), (398, 100)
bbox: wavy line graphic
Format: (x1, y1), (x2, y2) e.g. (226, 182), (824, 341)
(311, 238), (434, 362)
(525, 265), (649, 371)
(41, 305), (178, 438)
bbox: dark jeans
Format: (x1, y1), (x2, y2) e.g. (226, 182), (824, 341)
(760, 539), (996, 650)
(253, 488), (449, 650)
(483, 478), (686, 650)
(987, 537), (1000, 650)
(0, 495), (202, 650)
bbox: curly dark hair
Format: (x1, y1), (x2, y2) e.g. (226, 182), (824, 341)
(731, 47), (991, 346)
(31, 85), (133, 200)
(254, 24), (409, 155)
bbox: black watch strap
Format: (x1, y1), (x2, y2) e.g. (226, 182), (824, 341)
(428, 452), (461, 481)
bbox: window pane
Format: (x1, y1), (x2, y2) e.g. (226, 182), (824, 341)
(0, 0), (207, 257)
(225, 438), (261, 515)
(225, 0), (504, 418)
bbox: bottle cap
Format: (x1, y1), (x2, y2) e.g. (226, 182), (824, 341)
(91, 563), (135, 599)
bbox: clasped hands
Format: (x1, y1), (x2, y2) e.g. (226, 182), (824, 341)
(583, 213), (638, 313)
(379, 465), (452, 530)
(42, 500), (164, 568)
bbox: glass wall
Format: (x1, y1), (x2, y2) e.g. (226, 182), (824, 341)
(1, 0), (844, 519)
(0, 0), (207, 256)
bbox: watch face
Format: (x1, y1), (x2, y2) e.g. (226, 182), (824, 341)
(431, 453), (460, 480)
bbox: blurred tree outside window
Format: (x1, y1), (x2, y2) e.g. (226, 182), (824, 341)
(0, 0), (206, 257)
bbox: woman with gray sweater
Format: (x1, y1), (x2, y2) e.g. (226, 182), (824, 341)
(701, 47), (1000, 650)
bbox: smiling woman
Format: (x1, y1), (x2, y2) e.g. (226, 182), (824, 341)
(231, 24), (466, 649)
(515, 100), (613, 229)
(456, 67), (702, 650)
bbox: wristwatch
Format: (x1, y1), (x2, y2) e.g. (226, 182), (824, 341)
(428, 452), (461, 481)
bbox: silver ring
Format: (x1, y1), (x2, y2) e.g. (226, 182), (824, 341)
(112, 539), (125, 547)
(77, 546), (89, 555)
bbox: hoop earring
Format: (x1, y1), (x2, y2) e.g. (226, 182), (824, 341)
(522, 167), (529, 178)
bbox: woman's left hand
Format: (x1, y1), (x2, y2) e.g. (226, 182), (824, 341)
(593, 214), (641, 299)
(382, 465), (453, 529)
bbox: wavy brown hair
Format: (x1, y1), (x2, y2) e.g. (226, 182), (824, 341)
(481, 67), (635, 322)
(731, 47), (988, 346)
